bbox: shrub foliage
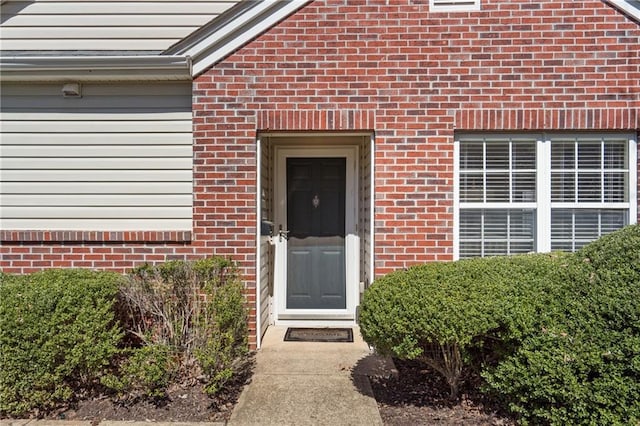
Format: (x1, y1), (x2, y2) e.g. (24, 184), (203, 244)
(483, 225), (640, 425)
(0, 257), (249, 416)
(0, 269), (124, 416)
(360, 224), (640, 425)
(359, 254), (567, 397)
(101, 344), (177, 400)
(111, 257), (249, 398)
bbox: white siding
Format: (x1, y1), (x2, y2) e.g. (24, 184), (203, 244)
(0, 0), (240, 51)
(259, 140), (274, 339)
(359, 135), (372, 292)
(0, 81), (193, 231)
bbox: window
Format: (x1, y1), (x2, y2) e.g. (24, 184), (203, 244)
(550, 136), (630, 251)
(429, 0), (480, 12)
(456, 133), (637, 259)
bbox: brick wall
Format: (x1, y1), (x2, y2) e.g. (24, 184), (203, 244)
(193, 0), (639, 275)
(2, 0), (639, 346)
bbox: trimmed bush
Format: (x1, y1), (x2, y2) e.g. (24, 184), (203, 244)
(359, 253), (570, 397)
(361, 223), (640, 424)
(483, 224), (640, 425)
(361, 223), (640, 425)
(0, 269), (124, 416)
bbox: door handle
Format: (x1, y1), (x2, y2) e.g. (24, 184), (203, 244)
(278, 225), (290, 241)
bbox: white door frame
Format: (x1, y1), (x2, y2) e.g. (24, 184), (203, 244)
(272, 145), (359, 324)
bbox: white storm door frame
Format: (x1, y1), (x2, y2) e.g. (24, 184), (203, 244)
(273, 146), (359, 322)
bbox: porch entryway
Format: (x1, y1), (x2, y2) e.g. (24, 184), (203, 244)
(256, 134), (374, 347)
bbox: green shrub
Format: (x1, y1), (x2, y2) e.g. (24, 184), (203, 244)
(196, 280), (248, 395)
(483, 224), (640, 425)
(0, 269), (124, 416)
(363, 225), (640, 423)
(101, 344), (177, 400)
(360, 253), (569, 397)
(119, 257), (248, 397)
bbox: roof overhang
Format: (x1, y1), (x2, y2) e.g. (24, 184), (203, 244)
(1, 1), (636, 83)
(165, 0), (311, 76)
(0, 0), (310, 82)
(605, 0), (640, 22)
(0, 55), (192, 82)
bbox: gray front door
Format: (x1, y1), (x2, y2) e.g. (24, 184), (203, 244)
(286, 157), (346, 309)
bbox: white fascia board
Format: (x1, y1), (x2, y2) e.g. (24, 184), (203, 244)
(174, 0), (311, 76)
(606, 0), (640, 22)
(0, 55), (192, 82)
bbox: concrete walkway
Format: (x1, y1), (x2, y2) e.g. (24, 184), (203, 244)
(228, 326), (394, 426)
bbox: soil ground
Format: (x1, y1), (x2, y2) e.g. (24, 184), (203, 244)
(40, 356), (256, 424)
(371, 359), (515, 426)
(24, 356), (514, 425)
(58, 383), (233, 424)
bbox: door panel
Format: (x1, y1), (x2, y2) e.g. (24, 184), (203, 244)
(286, 158), (346, 309)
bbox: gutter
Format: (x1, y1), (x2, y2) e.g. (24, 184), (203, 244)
(0, 55), (192, 82)
(0, 0), (311, 81)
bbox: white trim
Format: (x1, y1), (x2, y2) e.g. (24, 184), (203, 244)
(271, 319), (356, 328)
(459, 202), (538, 209)
(453, 139), (460, 260)
(549, 202), (631, 209)
(536, 135), (551, 253)
(0, 0), (310, 81)
(0, 56), (192, 82)
(369, 133), (376, 284)
(606, 0), (640, 22)
(255, 135), (263, 349)
(169, 0), (311, 76)
(273, 146), (359, 323)
(629, 135), (638, 224)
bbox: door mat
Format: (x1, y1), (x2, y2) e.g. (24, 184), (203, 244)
(284, 327), (353, 343)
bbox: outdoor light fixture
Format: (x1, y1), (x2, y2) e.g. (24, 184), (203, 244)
(62, 82), (82, 98)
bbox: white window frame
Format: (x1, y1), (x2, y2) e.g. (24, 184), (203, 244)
(454, 132), (638, 259)
(429, 0), (480, 12)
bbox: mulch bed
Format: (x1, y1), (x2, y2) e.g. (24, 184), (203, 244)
(58, 384), (230, 424)
(370, 359), (515, 425)
(38, 355), (255, 424)
(12, 355), (515, 425)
